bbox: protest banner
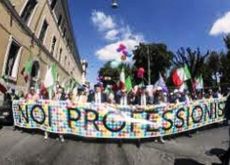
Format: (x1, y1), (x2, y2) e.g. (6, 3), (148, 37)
(12, 98), (227, 139)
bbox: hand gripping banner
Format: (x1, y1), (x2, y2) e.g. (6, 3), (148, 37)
(12, 98), (227, 139)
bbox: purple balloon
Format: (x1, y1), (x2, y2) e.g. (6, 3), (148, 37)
(122, 50), (128, 56)
(117, 48), (122, 52)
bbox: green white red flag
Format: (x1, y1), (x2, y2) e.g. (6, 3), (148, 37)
(172, 65), (191, 87)
(44, 64), (57, 88)
(125, 75), (132, 92)
(119, 67), (126, 90)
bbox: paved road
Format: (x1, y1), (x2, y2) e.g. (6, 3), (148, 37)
(0, 125), (229, 165)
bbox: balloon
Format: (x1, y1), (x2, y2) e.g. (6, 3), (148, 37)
(122, 50), (128, 56)
(110, 60), (120, 68)
(117, 48), (122, 52)
(127, 52), (133, 57)
(121, 55), (127, 61)
(117, 43), (126, 52)
(119, 44), (126, 50)
(137, 67), (145, 78)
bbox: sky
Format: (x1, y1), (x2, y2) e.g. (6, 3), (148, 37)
(68, 0), (230, 84)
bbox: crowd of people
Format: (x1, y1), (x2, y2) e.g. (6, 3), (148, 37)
(4, 81), (230, 143)
(10, 82), (229, 107)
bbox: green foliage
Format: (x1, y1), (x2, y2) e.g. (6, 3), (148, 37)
(202, 51), (222, 87)
(173, 47), (209, 79)
(98, 61), (120, 82)
(97, 35), (230, 89)
(221, 35), (230, 86)
(98, 61), (134, 85)
(133, 43), (173, 85)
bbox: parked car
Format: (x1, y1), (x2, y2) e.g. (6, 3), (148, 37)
(0, 92), (14, 125)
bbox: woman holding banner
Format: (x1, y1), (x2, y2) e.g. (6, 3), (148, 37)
(153, 87), (166, 143)
(44, 87), (65, 142)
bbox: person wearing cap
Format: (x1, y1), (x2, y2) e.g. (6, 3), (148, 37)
(87, 84), (106, 104)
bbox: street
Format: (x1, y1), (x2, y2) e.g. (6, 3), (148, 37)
(0, 125), (228, 165)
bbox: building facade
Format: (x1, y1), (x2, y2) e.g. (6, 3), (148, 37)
(0, 0), (82, 92)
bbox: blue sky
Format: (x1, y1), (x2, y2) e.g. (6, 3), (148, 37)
(68, 0), (230, 84)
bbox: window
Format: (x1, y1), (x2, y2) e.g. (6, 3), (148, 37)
(67, 38), (70, 46)
(64, 56), (67, 65)
(63, 28), (66, 37)
(30, 61), (40, 86)
(50, 0), (57, 10)
(20, 0), (37, 24)
(50, 36), (57, 54)
(57, 15), (62, 26)
(4, 40), (21, 79)
(61, 20), (65, 30)
(59, 48), (62, 62)
(39, 20), (48, 42)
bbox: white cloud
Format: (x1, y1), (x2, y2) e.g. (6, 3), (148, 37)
(96, 37), (143, 62)
(91, 11), (116, 31)
(91, 10), (145, 61)
(105, 29), (120, 41)
(210, 11), (230, 36)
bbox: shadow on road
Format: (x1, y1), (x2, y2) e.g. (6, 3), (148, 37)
(206, 148), (230, 165)
(174, 158), (204, 165)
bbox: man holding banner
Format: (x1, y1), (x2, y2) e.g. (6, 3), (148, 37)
(222, 95), (230, 164)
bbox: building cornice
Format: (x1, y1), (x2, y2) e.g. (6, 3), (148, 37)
(61, 0), (83, 73)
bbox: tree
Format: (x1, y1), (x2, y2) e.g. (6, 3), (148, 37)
(133, 43), (173, 85)
(173, 47), (209, 79)
(98, 61), (134, 86)
(173, 47), (209, 90)
(221, 35), (230, 87)
(203, 51), (223, 87)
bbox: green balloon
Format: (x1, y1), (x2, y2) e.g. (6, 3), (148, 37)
(110, 60), (120, 68)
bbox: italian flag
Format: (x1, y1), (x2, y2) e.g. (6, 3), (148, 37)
(172, 65), (191, 87)
(119, 67), (126, 90)
(44, 64), (57, 88)
(125, 75), (132, 92)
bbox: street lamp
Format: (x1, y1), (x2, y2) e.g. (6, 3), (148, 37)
(111, 0), (118, 8)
